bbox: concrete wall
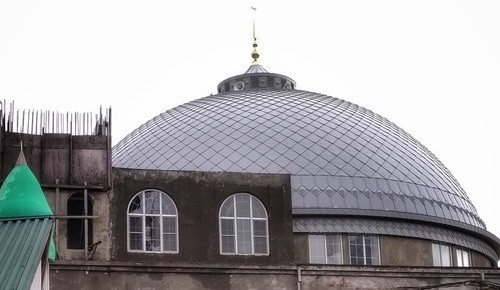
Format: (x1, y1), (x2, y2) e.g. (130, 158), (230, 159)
(0, 132), (112, 262)
(110, 168), (294, 265)
(1, 132), (111, 188)
(295, 234), (493, 267)
(293, 234), (309, 264)
(46, 188), (111, 261)
(380, 235), (432, 266)
(50, 262), (500, 290)
(471, 250), (493, 267)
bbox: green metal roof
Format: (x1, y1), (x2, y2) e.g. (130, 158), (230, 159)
(0, 149), (56, 261)
(0, 217), (53, 290)
(0, 157), (53, 219)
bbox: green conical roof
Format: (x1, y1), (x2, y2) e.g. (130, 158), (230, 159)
(0, 151), (53, 218)
(0, 148), (56, 261)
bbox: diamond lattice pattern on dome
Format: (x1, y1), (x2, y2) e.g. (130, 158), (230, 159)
(113, 90), (484, 229)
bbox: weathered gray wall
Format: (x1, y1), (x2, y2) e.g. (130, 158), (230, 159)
(50, 263), (500, 290)
(472, 251), (493, 267)
(1, 132), (111, 188)
(111, 168), (294, 265)
(293, 234), (309, 264)
(380, 235), (432, 266)
(295, 234), (493, 267)
(51, 269), (296, 290)
(46, 188), (111, 261)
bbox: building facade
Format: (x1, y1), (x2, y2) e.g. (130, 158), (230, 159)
(1, 49), (500, 289)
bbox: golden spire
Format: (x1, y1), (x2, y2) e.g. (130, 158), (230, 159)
(251, 7), (259, 65)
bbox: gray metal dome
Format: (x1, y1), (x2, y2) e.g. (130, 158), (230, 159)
(113, 88), (486, 230)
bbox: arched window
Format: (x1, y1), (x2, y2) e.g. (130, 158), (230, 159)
(219, 193), (268, 255)
(127, 189), (178, 253)
(67, 192), (93, 249)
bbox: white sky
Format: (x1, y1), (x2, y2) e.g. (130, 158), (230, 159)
(1, 1), (499, 250)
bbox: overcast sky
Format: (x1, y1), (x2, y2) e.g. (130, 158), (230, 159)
(1, 1), (499, 248)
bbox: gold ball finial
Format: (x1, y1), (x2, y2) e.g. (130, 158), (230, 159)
(252, 41), (259, 64)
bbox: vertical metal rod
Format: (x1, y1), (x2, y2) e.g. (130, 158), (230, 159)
(84, 181), (88, 260)
(55, 179), (60, 254)
(69, 133), (73, 184)
(31, 110), (34, 134)
(10, 102), (14, 131)
(106, 107), (112, 188)
(27, 109), (30, 134)
(34, 111), (37, 135)
(21, 109), (25, 133)
(88, 112), (90, 135)
(297, 267), (302, 290)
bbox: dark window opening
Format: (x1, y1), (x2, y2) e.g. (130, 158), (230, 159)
(251, 77), (259, 88)
(67, 193), (93, 249)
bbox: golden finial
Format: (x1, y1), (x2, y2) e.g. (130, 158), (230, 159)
(251, 6), (259, 64)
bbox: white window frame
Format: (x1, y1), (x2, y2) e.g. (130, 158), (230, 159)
(219, 193), (269, 256)
(348, 234), (380, 266)
(432, 243), (451, 266)
(308, 234), (343, 264)
(455, 248), (471, 267)
(127, 189), (179, 253)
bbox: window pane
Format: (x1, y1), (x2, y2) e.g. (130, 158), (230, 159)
(365, 236), (379, 265)
(253, 220), (267, 237)
(456, 249), (463, 267)
(326, 235), (342, 264)
(254, 237), (267, 254)
(365, 236), (372, 264)
(129, 233), (143, 250)
(129, 216), (143, 250)
(309, 235), (326, 264)
(463, 251), (470, 267)
(145, 191), (160, 214)
(235, 194), (251, 217)
(219, 193), (269, 255)
(221, 198), (235, 217)
(251, 197), (266, 218)
(145, 216), (161, 251)
(221, 219), (234, 236)
(237, 219), (252, 254)
(129, 195), (143, 214)
(163, 233), (177, 252)
(455, 248), (470, 267)
(440, 245), (450, 266)
(349, 235), (364, 265)
(222, 236), (235, 253)
(432, 243), (441, 266)
(130, 216), (143, 233)
(161, 194), (176, 215)
(128, 191), (178, 253)
(163, 217), (176, 234)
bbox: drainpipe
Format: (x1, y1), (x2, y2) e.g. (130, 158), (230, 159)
(297, 267), (302, 290)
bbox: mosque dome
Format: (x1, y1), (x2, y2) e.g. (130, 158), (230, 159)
(113, 62), (500, 260)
